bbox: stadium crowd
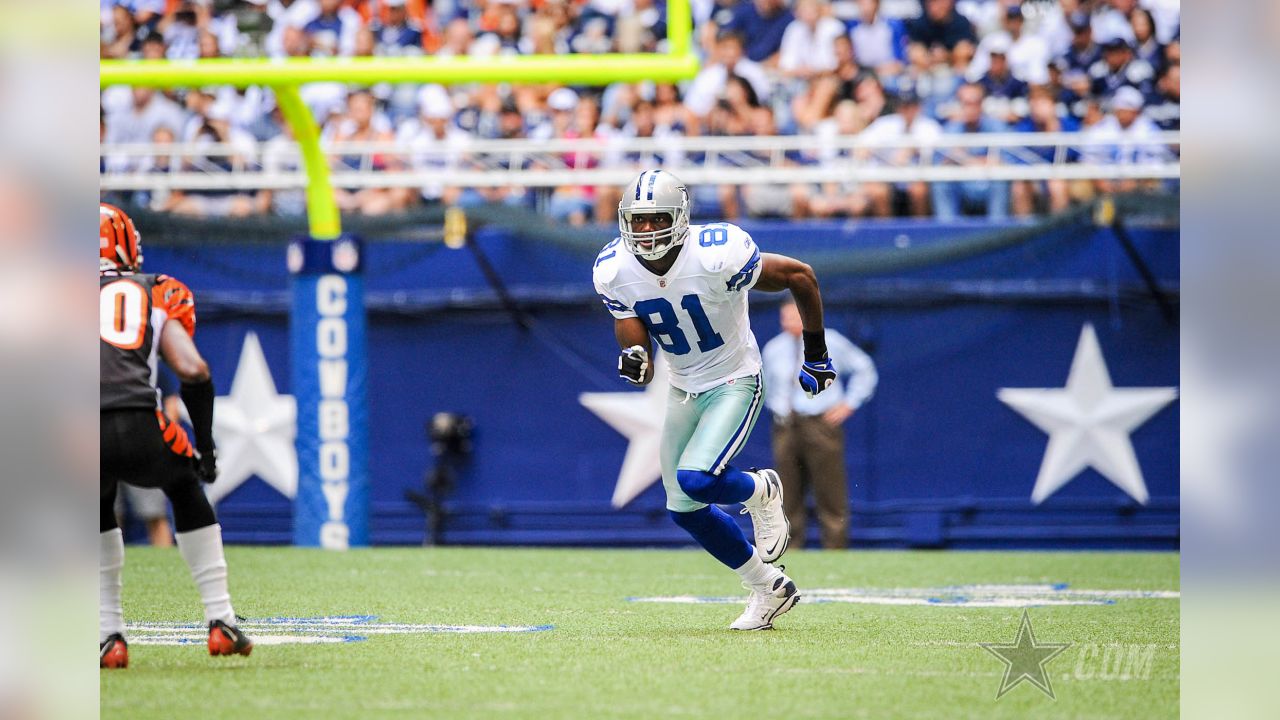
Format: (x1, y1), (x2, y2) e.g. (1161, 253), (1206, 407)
(100, 0), (1180, 222)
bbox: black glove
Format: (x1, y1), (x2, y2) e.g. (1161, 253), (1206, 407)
(194, 448), (218, 484)
(618, 345), (650, 385)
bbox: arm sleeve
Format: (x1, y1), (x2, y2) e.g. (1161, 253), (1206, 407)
(180, 378), (216, 454)
(722, 228), (763, 292)
(152, 275), (196, 337)
(830, 332), (878, 408)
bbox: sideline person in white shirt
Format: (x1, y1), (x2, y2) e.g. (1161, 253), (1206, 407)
(761, 299), (877, 549)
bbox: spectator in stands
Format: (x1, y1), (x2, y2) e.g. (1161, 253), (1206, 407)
(778, 0), (845, 81)
(804, 100), (873, 218)
(1090, 0), (1139, 48)
(260, 108), (308, 217)
(101, 4), (141, 59)
(1011, 85), (1078, 216)
(523, 12), (566, 54)
(790, 34), (869, 131)
(858, 88), (942, 217)
(373, 0), (425, 56)
(849, 0), (907, 80)
(898, 36), (960, 121)
(906, 0), (976, 67)
(103, 0), (165, 32)
(305, 0), (361, 57)
(1060, 10), (1100, 73)
(543, 89), (603, 226)
(932, 82), (1009, 220)
(458, 98), (533, 208)
(134, 127), (184, 213)
(653, 83), (698, 136)
(103, 87), (188, 173)
(1089, 36), (1155, 100)
(721, 107), (801, 219)
(718, 0), (794, 66)
(437, 17), (475, 57)
(156, 1), (205, 59)
(573, 16), (614, 54)
(1128, 6), (1164, 76)
(1057, 63), (1093, 121)
(1083, 85), (1164, 195)
(139, 31), (166, 60)
(329, 89), (400, 215)
(684, 31), (771, 119)
(1146, 63), (1179, 131)
(393, 84), (469, 209)
(174, 118), (260, 217)
(975, 34), (1029, 124)
(964, 5), (1049, 89)
(614, 0), (665, 53)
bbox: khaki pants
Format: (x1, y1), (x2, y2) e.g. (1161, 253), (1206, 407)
(771, 413), (849, 549)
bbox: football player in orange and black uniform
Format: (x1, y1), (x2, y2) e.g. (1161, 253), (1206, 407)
(99, 202), (252, 668)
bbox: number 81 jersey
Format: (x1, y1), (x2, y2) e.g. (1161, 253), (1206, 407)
(100, 272), (196, 410)
(593, 222), (763, 393)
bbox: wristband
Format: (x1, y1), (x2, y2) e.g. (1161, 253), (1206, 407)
(802, 330), (828, 362)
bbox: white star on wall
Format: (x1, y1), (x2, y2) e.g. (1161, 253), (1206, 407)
(998, 323), (1177, 505)
(207, 332), (298, 504)
(580, 359), (669, 508)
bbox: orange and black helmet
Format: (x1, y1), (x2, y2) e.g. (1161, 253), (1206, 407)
(100, 202), (142, 271)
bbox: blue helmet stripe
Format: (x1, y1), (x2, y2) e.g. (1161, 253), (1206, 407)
(646, 169), (661, 200)
(634, 171), (646, 200)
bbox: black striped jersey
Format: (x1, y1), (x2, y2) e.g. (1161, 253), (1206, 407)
(99, 271), (196, 411)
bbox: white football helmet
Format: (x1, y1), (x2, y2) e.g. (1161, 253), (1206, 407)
(618, 170), (690, 261)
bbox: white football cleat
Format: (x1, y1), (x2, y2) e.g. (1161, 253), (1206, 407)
(730, 573), (800, 631)
(740, 468), (790, 563)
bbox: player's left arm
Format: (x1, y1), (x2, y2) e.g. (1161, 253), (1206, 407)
(756, 253), (838, 397)
(156, 276), (219, 482)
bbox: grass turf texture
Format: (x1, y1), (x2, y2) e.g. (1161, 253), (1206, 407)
(102, 548), (1178, 719)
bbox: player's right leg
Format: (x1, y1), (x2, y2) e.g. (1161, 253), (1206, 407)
(100, 474), (128, 669)
(99, 412), (134, 668)
(153, 418), (252, 657)
(661, 382), (798, 629)
(674, 377), (791, 563)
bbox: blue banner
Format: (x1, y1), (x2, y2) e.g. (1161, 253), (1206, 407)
(149, 219), (1178, 549)
(289, 236), (369, 548)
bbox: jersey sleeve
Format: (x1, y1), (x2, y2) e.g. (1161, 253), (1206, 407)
(721, 226), (763, 293)
(593, 277), (636, 320)
(152, 275), (196, 337)
(592, 242), (637, 320)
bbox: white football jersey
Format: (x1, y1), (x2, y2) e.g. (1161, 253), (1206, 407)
(593, 222), (764, 393)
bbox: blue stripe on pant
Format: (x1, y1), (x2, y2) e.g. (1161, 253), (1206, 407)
(660, 374), (764, 513)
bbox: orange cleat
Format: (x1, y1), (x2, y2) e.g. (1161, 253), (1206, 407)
(207, 619), (253, 657)
(100, 634), (128, 669)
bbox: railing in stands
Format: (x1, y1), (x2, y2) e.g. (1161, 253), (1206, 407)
(100, 130), (1181, 191)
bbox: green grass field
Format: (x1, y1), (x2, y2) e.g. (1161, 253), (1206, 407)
(101, 547), (1178, 719)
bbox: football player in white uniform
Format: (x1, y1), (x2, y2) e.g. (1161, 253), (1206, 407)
(593, 170), (837, 630)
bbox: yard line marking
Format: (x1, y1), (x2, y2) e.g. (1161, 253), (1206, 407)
(627, 584), (1179, 608)
(125, 616), (553, 646)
